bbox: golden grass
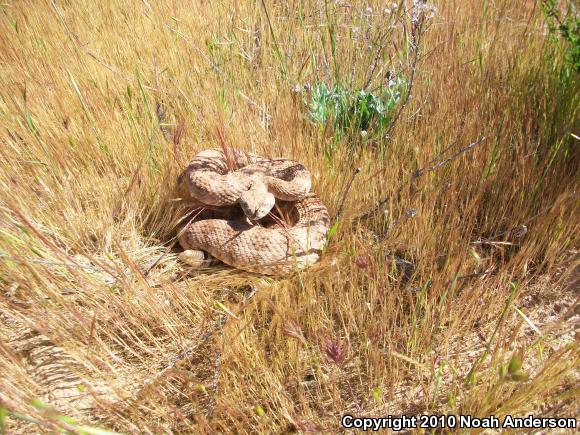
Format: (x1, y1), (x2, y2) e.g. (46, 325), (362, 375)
(0, 0), (578, 433)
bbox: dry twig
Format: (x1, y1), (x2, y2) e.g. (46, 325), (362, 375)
(334, 166), (361, 225)
(357, 136), (488, 221)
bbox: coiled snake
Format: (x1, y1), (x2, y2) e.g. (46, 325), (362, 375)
(177, 149), (330, 276)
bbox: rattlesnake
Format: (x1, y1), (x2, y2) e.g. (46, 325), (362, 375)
(177, 149), (330, 276)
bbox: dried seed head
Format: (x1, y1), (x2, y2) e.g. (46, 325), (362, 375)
(324, 337), (347, 365)
(355, 256), (370, 269)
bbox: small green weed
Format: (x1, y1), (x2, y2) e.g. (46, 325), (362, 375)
(541, 1), (580, 73)
(303, 75), (408, 138)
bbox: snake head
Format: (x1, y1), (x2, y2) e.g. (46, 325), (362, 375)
(238, 181), (275, 221)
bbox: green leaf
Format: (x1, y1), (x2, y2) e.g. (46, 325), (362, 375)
(508, 352), (523, 374)
(56, 414), (77, 425)
(76, 426), (123, 435)
(464, 366), (476, 385)
(213, 301), (238, 319)
(498, 363), (508, 380)
(510, 370), (530, 382)
(30, 399), (50, 410)
(25, 112), (38, 135)
(196, 384), (207, 394)
(0, 405), (6, 431)
(470, 248), (482, 262)
(305, 76), (407, 140)
(327, 221), (339, 240)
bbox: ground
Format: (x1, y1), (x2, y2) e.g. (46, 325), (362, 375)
(0, 0), (578, 433)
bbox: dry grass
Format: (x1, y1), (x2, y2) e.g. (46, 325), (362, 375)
(0, 0), (578, 433)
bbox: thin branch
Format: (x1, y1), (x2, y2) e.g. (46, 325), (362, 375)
(207, 345), (222, 418)
(135, 286), (260, 398)
(155, 101), (172, 141)
(472, 190), (577, 244)
(334, 167), (361, 224)
(357, 136), (488, 221)
(260, 0), (288, 78)
(383, 2), (428, 139)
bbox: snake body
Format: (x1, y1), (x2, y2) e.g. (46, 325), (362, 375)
(178, 149), (330, 275)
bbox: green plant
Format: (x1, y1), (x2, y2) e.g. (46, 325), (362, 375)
(541, 0), (580, 73)
(0, 400), (120, 435)
(304, 76), (408, 138)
